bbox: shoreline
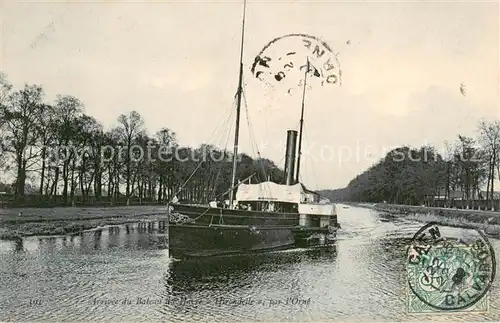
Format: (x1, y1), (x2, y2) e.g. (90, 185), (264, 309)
(352, 202), (500, 238)
(0, 205), (169, 241)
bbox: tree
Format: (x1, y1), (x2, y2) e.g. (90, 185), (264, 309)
(0, 72), (12, 105)
(0, 79), (292, 207)
(478, 120), (500, 207)
(345, 146), (450, 205)
(117, 110), (145, 200)
(0, 84), (45, 200)
(51, 95), (85, 204)
(0, 73), (13, 170)
(155, 128), (177, 203)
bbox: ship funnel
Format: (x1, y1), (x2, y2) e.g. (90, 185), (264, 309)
(284, 130), (298, 185)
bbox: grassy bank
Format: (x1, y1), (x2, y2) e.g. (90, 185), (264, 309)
(354, 203), (500, 237)
(0, 205), (168, 241)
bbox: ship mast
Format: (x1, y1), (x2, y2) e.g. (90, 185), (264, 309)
(295, 58), (309, 183)
(228, 0), (247, 209)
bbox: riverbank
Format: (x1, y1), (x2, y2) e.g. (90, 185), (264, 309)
(353, 203), (500, 237)
(0, 205), (169, 241)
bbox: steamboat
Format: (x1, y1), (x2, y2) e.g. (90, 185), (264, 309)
(168, 0), (340, 257)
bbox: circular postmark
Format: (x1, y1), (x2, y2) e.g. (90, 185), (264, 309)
(250, 34), (341, 96)
(407, 222), (496, 311)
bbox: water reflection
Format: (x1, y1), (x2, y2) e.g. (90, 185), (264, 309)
(0, 211), (499, 322)
(14, 238), (23, 252)
(158, 245), (339, 322)
(168, 245), (338, 285)
(0, 221), (169, 255)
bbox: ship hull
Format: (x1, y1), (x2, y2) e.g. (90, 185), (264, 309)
(168, 203), (337, 257)
(169, 224), (296, 257)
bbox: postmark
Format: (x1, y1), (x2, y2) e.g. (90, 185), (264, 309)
(250, 33), (341, 96)
(406, 222), (496, 313)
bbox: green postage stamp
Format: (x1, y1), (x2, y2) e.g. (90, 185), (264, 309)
(406, 222), (496, 314)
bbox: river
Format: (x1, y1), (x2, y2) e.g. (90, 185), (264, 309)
(0, 205), (499, 322)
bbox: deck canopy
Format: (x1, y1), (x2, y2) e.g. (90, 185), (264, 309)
(235, 181), (330, 204)
(236, 181), (301, 203)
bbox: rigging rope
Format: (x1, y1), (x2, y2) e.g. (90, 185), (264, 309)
(242, 81), (276, 201)
(206, 100), (235, 146)
(242, 82), (264, 166)
(241, 77), (272, 198)
(170, 161), (204, 202)
(208, 101), (235, 201)
(303, 124), (319, 190)
(169, 95), (236, 203)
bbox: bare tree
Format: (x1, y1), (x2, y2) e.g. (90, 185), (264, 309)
(0, 79), (286, 207)
(117, 110), (145, 201)
(35, 104), (56, 197)
(0, 84), (45, 200)
(478, 120), (500, 207)
(52, 95), (84, 204)
(0, 73), (13, 171)
(0, 72), (12, 105)
(155, 128), (177, 202)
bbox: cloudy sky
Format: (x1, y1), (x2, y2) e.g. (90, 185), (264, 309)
(1, 0), (498, 189)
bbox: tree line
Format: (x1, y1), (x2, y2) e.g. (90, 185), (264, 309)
(322, 120), (500, 207)
(0, 73), (284, 206)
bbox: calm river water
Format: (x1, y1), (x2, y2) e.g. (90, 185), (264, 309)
(0, 206), (499, 322)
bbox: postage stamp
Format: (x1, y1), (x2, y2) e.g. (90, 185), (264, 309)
(406, 222), (496, 314)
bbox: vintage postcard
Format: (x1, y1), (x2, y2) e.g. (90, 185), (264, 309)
(0, 0), (498, 322)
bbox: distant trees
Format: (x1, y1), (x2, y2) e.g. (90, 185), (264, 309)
(0, 73), (284, 206)
(344, 120), (500, 207)
(346, 146), (444, 204)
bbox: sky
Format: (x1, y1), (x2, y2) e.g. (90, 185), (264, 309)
(1, 0), (499, 190)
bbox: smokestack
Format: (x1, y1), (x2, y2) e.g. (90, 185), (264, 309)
(284, 130), (298, 185)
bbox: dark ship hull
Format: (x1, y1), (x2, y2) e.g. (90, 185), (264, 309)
(165, 1), (342, 258)
(168, 203), (338, 258)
